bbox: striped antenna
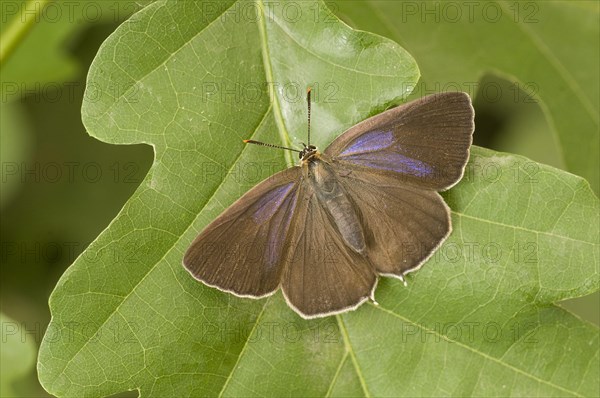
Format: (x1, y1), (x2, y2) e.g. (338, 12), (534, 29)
(306, 87), (312, 146)
(243, 139), (302, 153)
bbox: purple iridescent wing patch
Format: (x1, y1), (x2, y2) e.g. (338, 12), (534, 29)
(339, 130), (434, 177)
(339, 130), (395, 156)
(250, 182), (298, 268)
(251, 182), (296, 224)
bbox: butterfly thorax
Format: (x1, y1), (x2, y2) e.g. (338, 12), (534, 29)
(303, 153), (366, 254)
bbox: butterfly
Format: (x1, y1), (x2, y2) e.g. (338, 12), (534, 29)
(184, 90), (474, 319)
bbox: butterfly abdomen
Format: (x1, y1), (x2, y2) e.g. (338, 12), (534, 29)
(307, 156), (366, 254)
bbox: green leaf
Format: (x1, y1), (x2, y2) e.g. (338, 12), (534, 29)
(1, 313), (36, 397)
(38, 1), (599, 397)
(332, 0), (600, 193)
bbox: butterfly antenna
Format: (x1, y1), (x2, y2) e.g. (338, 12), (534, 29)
(306, 87), (312, 146)
(243, 139), (302, 153)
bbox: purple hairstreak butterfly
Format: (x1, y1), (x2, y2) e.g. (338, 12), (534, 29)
(184, 89), (474, 318)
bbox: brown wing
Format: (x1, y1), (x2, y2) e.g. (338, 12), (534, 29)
(281, 188), (378, 319)
(337, 165), (451, 277)
(324, 92), (474, 191)
(183, 167), (302, 298)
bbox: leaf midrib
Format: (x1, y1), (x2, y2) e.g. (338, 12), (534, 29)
(256, 0), (294, 167)
(337, 315), (372, 397)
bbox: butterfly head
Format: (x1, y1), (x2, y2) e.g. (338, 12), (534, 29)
(299, 144), (318, 161)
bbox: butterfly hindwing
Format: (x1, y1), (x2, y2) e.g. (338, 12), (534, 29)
(336, 165), (451, 277)
(281, 187), (378, 318)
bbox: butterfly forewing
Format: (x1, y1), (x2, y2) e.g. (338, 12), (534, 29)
(325, 92), (474, 191)
(183, 167), (302, 297)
